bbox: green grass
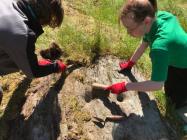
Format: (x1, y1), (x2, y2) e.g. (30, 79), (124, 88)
(64, 0), (124, 25)
(60, 0), (187, 137)
(21, 0), (187, 137)
(57, 22), (110, 64)
(37, 0), (187, 107)
(159, 0), (187, 32)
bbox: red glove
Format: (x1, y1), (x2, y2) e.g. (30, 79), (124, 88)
(105, 82), (127, 94)
(119, 60), (135, 70)
(38, 59), (67, 73)
(56, 60), (67, 72)
(38, 59), (52, 66)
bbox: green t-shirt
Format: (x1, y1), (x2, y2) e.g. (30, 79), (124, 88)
(143, 11), (187, 81)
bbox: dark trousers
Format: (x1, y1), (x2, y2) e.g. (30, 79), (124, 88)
(164, 66), (187, 109)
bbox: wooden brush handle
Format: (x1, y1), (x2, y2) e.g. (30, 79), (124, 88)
(105, 115), (125, 121)
(92, 83), (108, 89)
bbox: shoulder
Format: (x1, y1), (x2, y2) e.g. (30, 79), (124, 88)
(156, 10), (177, 25)
(156, 11), (175, 18)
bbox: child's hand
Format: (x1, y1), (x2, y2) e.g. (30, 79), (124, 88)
(38, 59), (67, 73)
(105, 82), (127, 94)
(55, 60), (67, 72)
(119, 60), (135, 71)
(38, 59), (52, 66)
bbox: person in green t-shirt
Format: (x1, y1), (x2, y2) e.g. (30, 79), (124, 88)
(105, 0), (187, 116)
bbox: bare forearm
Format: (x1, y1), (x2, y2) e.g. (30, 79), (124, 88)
(126, 80), (164, 92)
(130, 41), (149, 62)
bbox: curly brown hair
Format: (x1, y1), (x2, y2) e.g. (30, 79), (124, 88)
(25, 0), (64, 28)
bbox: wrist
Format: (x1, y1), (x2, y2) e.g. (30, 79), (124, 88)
(128, 60), (135, 66)
(125, 82), (130, 91)
(122, 82), (128, 92)
(55, 60), (67, 72)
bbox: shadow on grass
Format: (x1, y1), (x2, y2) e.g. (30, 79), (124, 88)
(0, 77), (32, 140)
(7, 73), (66, 140)
(0, 64), (82, 140)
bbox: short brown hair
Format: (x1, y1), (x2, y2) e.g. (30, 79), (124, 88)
(26, 0), (64, 28)
(120, 0), (157, 23)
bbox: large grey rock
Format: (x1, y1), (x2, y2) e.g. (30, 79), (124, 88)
(3, 56), (178, 140)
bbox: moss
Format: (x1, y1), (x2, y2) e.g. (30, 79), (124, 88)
(72, 72), (86, 83)
(74, 110), (91, 123)
(62, 95), (91, 139)
(0, 1), (186, 139)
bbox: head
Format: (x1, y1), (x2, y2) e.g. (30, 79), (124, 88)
(26, 0), (64, 28)
(120, 0), (157, 37)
